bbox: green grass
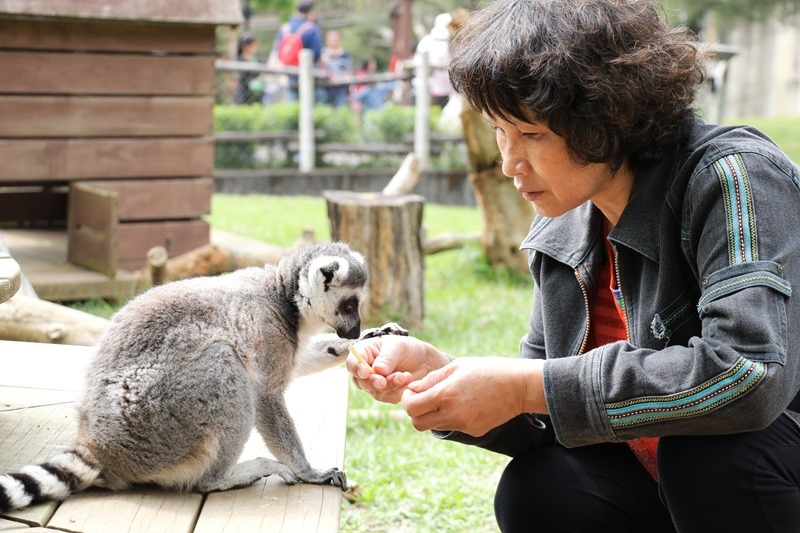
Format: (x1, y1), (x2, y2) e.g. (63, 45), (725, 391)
(207, 194), (528, 532)
(725, 115), (800, 163)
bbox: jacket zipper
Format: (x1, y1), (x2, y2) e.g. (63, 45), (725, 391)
(610, 243), (632, 341)
(574, 269), (591, 355)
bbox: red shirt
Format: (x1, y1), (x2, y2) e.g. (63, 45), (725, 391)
(585, 232), (659, 481)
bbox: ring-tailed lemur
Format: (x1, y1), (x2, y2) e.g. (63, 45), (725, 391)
(0, 242), (406, 513)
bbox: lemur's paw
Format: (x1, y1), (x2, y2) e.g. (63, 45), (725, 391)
(328, 468), (349, 492)
(359, 322), (409, 340)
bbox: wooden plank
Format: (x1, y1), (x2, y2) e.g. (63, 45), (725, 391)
(0, 138), (213, 182)
(0, 0), (243, 25)
(0, 52), (215, 96)
(88, 178), (213, 221)
(0, 341), (93, 390)
(1, 229), (141, 303)
(0, 517), (29, 530)
(116, 220), (210, 270)
(0, 402), (78, 526)
(67, 183), (117, 277)
(0, 386), (76, 412)
(48, 489), (203, 533)
(0, 96), (214, 138)
(195, 369), (348, 533)
(0, 19), (215, 53)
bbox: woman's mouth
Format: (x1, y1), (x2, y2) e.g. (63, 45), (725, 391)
(520, 190), (542, 202)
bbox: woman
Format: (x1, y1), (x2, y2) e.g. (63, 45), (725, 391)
(234, 33), (264, 105)
(347, 0), (800, 531)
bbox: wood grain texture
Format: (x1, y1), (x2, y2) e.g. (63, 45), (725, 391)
(0, 52), (215, 96)
(0, 96), (214, 138)
(0, 0), (242, 25)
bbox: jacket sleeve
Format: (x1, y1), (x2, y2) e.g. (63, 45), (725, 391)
(544, 142), (800, 447)
(432, 414), (555, 457)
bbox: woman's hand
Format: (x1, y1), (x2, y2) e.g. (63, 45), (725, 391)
(400, 357), (546, 437)
(347, 335), (451, 404)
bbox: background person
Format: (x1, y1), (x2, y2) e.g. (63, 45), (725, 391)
(320, 30), (353, 107)
(234, 33), (264, 105)
(273, 1), (323, 102)
(414, 13), (453, 108)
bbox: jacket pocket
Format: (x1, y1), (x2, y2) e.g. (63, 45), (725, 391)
(697, 261), (792, 364)
(699, 261), (792, 364)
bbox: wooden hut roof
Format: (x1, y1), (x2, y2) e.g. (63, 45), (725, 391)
(0, 0), (243, 25)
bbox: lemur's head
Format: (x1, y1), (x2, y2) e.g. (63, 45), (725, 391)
(295, 242), (368, 338)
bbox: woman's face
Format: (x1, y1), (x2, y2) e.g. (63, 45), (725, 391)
(485, 113), (633, 222)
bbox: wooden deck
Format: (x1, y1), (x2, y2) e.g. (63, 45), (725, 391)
(2, 229), (142, 302)
(0, 340), (349, 532)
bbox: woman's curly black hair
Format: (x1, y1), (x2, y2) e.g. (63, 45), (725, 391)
(449, 0), (709, 170)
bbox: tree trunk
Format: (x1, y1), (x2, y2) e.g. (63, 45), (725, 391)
(460, 106), (536, 274)
(324, 190), (425, 328)
(0, 294), (110, 345)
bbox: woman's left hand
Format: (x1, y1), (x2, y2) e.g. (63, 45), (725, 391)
(400, 356), (546, 437)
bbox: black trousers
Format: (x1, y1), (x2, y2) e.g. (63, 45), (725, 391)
(494, 414), (800, 532)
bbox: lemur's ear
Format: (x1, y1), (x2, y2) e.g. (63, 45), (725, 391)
(308, 255), (348, 292)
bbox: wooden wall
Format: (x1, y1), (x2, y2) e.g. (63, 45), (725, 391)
(0, 17), (217, 272)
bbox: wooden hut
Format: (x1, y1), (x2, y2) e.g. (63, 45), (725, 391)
(0, 1), (241, 287)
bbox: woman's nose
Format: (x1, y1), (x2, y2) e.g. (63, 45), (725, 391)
(500, 143), (530, 178)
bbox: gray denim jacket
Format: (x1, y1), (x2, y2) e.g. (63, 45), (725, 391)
(438, 116), (800, 456)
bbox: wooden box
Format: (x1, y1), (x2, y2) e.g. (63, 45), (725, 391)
(68, 179), (213, 275)
(0, 1), (240, 277)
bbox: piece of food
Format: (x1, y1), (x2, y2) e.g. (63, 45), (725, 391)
(349, 345), (375, 373)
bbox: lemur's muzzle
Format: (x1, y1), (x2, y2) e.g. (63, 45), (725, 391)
(337, 322), (361, 339)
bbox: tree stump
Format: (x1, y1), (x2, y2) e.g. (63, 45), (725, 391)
(324, 190), (425, 328)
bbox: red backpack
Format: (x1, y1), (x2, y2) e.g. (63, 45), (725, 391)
(277, 21), (314, 66)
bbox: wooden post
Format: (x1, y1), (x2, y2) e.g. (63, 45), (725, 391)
(323, 190), (425, 328)
(414, 50), (431, 170)
(299, 49), (315, 173)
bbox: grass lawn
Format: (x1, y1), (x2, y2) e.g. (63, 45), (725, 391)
(725, 115), (800, 163)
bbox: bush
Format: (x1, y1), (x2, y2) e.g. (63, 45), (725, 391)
(362, 103), (442, 144)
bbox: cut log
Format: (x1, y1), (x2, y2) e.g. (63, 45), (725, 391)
(147, 245), (169, 286)
(0, 229), (37, 299)
(324, 190), (425, 328)
(211, 230), (286, 269)
(0, 294), (110, 345)
(136, 231), (290, 284)
(381, 153), (420, 196)
(423, 231), (481, 255)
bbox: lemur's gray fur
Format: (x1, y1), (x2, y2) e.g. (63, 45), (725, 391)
(0, 242), (406, 512)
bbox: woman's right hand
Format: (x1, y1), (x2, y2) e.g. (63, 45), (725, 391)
(347, 335), (451, 404)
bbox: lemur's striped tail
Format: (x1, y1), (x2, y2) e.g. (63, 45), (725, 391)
(0, 447), (101, 513)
